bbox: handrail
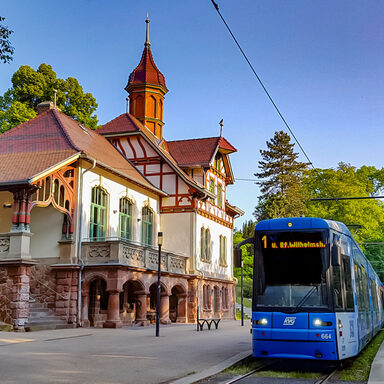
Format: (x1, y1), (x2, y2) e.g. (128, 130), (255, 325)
(31, 278), (67, 301)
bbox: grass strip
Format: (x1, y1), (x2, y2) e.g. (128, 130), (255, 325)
(341, 329), (384, 381)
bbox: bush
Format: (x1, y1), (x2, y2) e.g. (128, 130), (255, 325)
(236, 278), (252, 298)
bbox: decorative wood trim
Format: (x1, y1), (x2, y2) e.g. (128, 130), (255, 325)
(126, 138), (137, 159)
(137, 136), (147, 158)
(197, 209), (233, 229)
(116, 139), (127, 157)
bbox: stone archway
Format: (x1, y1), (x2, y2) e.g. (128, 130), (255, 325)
(120, 280), (145, 326)
(148, 282), (169, 324)
(88, 278), (108, 327)
(170, 285), (187, 323)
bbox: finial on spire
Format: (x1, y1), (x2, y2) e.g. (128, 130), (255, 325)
(145, 13), (151, 47)
(126, 97), (130, 114)
(219, 119), (224, 136)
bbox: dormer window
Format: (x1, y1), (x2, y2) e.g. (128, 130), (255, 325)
(215, 153), (223, 172)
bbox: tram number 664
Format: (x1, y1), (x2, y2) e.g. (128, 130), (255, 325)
(320, 333), (332, 340)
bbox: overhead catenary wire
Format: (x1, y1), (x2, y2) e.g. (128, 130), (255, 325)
(209, 0), (341, 203)
(209, 0), (314, 168)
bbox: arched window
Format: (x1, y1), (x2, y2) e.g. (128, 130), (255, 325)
(119, 197), (132, 240)
(142, 206), (153, 245)
(200, 227), (211, 262)
(205, 229), (211, 262)
(90, 186), (108, 240)
(220, 235), (227, 266)
(200, 227), (206, 261)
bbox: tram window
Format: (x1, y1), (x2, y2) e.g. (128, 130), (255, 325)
(370, 279), (379, 311)
(332, 265), (343, 310)
(343, 256), (354, 310)
(361, 267), (370, 311)
(354, 263), (364, 310)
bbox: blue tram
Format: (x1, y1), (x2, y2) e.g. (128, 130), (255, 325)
(249, 217), (384, 360)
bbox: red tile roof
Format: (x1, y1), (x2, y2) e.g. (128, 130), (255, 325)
(167, 137), (237, 167)
(0, 110), (165, 195)
(97, 113), (141, 136)
(98, 114), (215, 199)
(126, 45), (167, 91)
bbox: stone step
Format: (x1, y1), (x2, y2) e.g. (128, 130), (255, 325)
(29, 312), (62, 319)
(25, 323), (75, 332)
(27, 298), (72, 332)
(29, 307), (51, 313)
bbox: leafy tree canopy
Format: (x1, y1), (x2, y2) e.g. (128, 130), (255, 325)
(0, 63), (98, 133)
(0, 17), (14, 64)
(305, 163), (384, 280)
(254, 130), (308, 220)
(305, 163), (384, 243)
(233, 220), (256, 287)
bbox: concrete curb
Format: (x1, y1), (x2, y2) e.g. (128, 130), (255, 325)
(169, 350), (251, 384)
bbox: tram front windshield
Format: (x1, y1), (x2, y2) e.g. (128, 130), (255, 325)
(254, 231), (329, 311)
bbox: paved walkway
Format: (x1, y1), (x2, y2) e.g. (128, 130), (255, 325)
(0, 320), (251, 384)
(369, 332), (384, 384)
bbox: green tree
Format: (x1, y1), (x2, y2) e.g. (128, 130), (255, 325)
(0, 17), (14, 64)
(254, 130), (308, 220)
(305, 163), (384, 243)
(0, 63), (98, 133)
(233, 220), (256, 297)
(305, 163), (384, 278)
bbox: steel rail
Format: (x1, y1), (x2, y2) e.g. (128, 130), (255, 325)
(314, 369), (338, 384)
(222, 359), (278, 384)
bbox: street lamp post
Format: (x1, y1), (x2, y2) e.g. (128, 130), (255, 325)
(156, 232), (163, 337)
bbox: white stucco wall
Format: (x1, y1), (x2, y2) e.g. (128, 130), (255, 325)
(80, 169), (160, 244)
(30, 205), (62, 259)
(196, 214), (233, 279)
(160, 212), (192, 257)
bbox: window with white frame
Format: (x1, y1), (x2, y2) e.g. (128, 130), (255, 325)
(200, 227), (211, 262)
(141, 206), (153, 245)
(119, 197), (133, 240)
(217, 183), (223, 208)
(90, 186), (108, 240)
(219, 235), (227, 266)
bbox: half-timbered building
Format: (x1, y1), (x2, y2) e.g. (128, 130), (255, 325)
(0, 19), (242, 331)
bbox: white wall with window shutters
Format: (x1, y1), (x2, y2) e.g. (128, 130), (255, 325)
(80, 169), (160, 244)
(196, 214), (233, 278)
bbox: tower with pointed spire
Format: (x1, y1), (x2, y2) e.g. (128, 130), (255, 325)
(125, 16), (168, 140)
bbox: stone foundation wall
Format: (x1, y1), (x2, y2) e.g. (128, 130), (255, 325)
(0, 267), (13, 325)
(0, 264), (32, 330)
(29, 264), (56, 309)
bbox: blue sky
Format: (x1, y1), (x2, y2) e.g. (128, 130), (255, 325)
(1, 0), (384, 228)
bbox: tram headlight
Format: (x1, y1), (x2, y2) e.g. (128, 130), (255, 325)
(314, 318), (333, 327)
(254, 318), (268, 325)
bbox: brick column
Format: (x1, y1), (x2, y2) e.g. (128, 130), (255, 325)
(0, 260), (36, 331)
(54, 268), (79, 324)
(176, 293), (187, 323)
(135, 291), (149, 326)
(103, 290), (122, 328)
(187, 278), (198, 323)
(160, 292), (171, 324)
(81, 288), (90, 327)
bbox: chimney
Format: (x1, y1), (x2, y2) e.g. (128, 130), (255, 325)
(37, 101), (54, 115)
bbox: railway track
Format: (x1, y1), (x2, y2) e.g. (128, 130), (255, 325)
(314, 369), (338, 384)
(220, 361), (338, 384)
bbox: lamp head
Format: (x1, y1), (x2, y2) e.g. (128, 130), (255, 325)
(158, 232), (163, 246)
